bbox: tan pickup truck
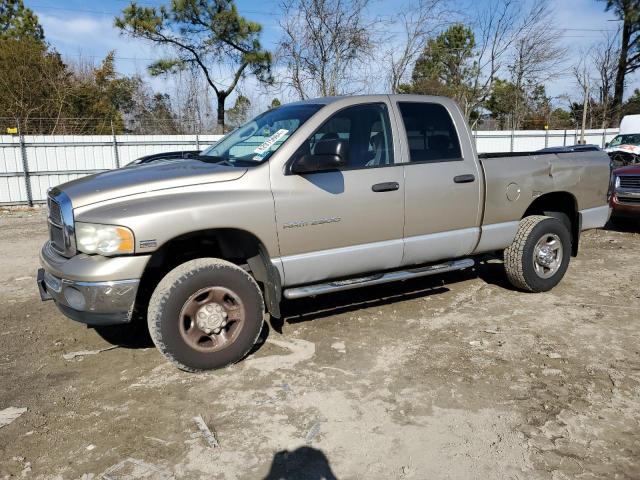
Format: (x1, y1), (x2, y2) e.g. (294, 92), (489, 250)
(38, 95), (611, 371)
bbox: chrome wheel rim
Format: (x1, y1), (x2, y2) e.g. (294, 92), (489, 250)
(533, 233), (563, 279)
(179, 286), (245, 352)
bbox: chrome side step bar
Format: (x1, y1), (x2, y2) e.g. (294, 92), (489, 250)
(283, 258), (475, 300)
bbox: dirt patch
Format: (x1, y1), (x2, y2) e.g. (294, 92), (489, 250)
(0, 210), (639, 479)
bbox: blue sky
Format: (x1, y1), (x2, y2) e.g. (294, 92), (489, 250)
(24, 0), (640, 110)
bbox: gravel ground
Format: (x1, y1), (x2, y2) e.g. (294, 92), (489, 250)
(0, 208), (639, 479)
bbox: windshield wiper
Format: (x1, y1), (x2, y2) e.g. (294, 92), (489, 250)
(195, 154), (235, 167)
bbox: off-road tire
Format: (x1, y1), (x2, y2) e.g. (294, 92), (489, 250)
(504, 215), (571, 292)
(148, 258), (264, 372)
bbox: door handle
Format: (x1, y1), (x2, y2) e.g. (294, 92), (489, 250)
(453, 174), (475, 184)
(372, 182), (400, 192)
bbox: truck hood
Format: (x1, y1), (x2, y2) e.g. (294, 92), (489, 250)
(614, 164), (640, 175)
(605, 144), (640, 155)
(59, 159), (247, 208)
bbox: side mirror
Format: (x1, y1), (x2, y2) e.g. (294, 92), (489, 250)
(290, 138), (349, 174)
(605, 142), (609, 148)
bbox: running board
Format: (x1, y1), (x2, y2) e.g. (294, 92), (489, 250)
(283, 258), (475, 300)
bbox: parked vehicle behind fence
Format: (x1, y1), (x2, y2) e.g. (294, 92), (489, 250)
(610, 164), (640, 223)
(606, 114), (640, 167)
(37, 95), (612, 371)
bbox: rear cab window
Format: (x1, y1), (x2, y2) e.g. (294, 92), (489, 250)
(397, 102), (462, 163)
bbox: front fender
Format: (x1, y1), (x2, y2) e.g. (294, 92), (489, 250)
(72, 167), (280, 259)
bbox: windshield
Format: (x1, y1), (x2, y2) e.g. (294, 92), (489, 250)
(609, 134), (640, 147)
(200, 104), (323, 166)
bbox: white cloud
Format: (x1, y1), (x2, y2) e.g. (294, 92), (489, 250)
(38, 12), (163, 81)
(34, 2), (639, 115)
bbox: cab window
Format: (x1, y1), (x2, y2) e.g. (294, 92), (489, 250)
(398, 102), (462, 163)
(293, 103), (394, 170)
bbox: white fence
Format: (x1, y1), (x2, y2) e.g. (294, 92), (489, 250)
(0, 128), (618, 205)
(0, 134), (223, 205)
(474, 128), (617, 154)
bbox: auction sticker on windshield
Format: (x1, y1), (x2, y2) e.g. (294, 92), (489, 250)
(253, 129), (289, 160)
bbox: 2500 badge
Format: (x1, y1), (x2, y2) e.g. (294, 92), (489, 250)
(283, 216), (341, 229)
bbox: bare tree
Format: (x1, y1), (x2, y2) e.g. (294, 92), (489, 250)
(277, 0), (375, 99)
(507, 3), (567, 128)
(384, 0), (448, 93)
(466, 0), (563, 127)
(592, 32), (620, 127)
(170, 68), (217, 133)
(465, 0), (521, 124)
(573, 55), (593, 140)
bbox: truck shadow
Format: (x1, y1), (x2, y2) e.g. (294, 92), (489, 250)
(274, 258), (515, 331)
(277, 269), (476, 329)
(97, 260), (514, 351)
(262, 446), (338, 480)
(603, 219), (640, 234)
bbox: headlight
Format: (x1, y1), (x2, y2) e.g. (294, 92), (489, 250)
(75, 222), (135, 256)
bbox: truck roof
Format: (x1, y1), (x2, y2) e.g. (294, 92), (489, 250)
(620, 114), (640, 135)
(285, 94), (454, 107)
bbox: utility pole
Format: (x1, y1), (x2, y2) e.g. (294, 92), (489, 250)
(579, 68), (589, 145)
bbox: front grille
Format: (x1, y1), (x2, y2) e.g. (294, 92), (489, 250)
(617, 196), (640, 205)
(48, 197), (62, 225)
(47, 191), (74, 256)
(619, 175), (640, 189)
(49, 223), (66, 252)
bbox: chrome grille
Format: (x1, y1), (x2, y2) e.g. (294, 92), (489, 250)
(49, 223), (65, 251)
(619, 175), (640, 189)
(618, 196), (640, 205)
(47, 189), (75, 257)
(48, 197), (62, 225)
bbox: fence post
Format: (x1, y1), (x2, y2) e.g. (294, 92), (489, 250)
(111, 120), (120, 169)
(601, 128), (607, 148)
(195, 131), (200, 151)
(510, 125), (515, 152)
(544, 128), (549, 148)
(573, 127), (578, 145)
(563, 129), (567, 146)
(17, 120), (33, 207)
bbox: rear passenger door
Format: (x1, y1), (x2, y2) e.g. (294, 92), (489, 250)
(393, 100), (483, 266)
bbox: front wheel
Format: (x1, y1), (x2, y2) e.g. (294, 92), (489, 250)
(148, 258), (265, 372)
(504, 215), (571, 292)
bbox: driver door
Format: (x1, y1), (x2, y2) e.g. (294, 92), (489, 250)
(270, 102), (405, 286)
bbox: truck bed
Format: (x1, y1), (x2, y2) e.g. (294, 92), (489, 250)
(478, 149), (611, 227)
(478, 145), (601, 159)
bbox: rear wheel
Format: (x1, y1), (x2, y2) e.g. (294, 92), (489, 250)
(504, 215), (571, 292)
(148, 258), (264, 372)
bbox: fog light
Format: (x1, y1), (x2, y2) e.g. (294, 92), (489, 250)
(64, 286), (86, 311)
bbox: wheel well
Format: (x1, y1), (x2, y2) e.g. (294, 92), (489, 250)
(134, 229), (281, 319)
(522, 191), (580, 256)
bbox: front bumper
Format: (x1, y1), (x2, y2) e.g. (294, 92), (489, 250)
(38, 268), (140, 326)
(611, 190), (640, 218)
(38, 241), (149, 326)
